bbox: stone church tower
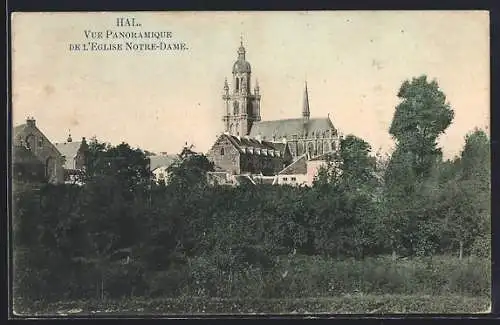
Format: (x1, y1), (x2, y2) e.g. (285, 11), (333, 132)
(222, 40), (261, 136)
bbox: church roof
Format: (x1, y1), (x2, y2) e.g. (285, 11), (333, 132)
(249, 117), (336, 141)
(233, 60), (251, 74)
(232, 42), (251, 73)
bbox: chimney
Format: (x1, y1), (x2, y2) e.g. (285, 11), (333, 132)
(26, 116), (36, 128)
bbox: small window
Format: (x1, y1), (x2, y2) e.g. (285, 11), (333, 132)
(291, 177), (296, 181)
(158, 173), (165, 179)
(220, 147), (225, 156)
(38, 137), (43, 147)
(283, 177), (288, 181)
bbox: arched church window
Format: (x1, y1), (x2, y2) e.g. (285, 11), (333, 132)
(324, 141), (330, 153)
(318, 142), (324, 155)
(220, 147), (225, 156)
(307, 143), (314, 156)
(38, 137), (43, 147)
(236, 78), (240, 91)
(331, 141), (336, 151)
(297, 141), (304, 156)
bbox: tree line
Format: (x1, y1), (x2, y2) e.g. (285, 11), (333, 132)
(12, 75), (490, 303)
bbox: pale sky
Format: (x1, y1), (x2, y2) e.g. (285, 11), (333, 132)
(12, 11), (489, 159)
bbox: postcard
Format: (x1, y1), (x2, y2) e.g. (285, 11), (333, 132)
(10, 11), (491, 316)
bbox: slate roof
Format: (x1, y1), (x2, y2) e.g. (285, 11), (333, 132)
(278, 154), (307, 175)
(249, 117), (336, 141)
(149, 154), (178, 171)
(222, 134), (289, 156)
(13, 124), (27, 139)
(54, 142), (83, 169)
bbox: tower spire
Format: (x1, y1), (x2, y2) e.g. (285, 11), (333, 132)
(302, 81), (310, 121)
(237, 34), (246, 60)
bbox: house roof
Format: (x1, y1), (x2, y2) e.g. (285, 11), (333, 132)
(222, 134), (288, 156)
(149, 154), (178, 171)
(249, 117), (336, 141)
(54, 141), (83, 169)
(278, 154), (307, 175)
(13, 124), (27, 139)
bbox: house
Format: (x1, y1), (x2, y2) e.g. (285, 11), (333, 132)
(149, 154), (178, 184)
(306, 152), (340, 185)
(206, 133), (293, 176)
(12, 145), (46, 183)
(53, 134), (89, 185)
(13, 117), (64, 184)
(271, 152), (340, 187)
(275, 154), (309, 186)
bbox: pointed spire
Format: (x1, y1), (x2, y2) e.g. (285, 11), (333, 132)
(302, 81), (310, 120)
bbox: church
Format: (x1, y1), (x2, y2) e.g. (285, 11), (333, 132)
(207, 41), (340, 178)
(220, 41), (340, 159)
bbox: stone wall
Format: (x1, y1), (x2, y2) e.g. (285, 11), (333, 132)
(206, 136), (241, 174)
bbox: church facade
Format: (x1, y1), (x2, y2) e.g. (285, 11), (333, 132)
(221, 41), (340, 160)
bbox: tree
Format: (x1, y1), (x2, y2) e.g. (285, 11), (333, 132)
(388, 75), (454, 179)
(384, 75), (455, 257)
(167, 153), (214, 191)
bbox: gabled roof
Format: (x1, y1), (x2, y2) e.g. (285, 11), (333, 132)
(54, 141), (83, 169)
(278, 154), (307, 175)
(249, 117), (336, 141)
(149, 154), (178, 171)
(13, 124), (27, 139)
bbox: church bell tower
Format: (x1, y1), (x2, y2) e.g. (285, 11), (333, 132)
(222, 38), (261, 136)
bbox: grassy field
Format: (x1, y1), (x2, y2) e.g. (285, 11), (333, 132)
(13, 255), (491, 316)
(14, 295), (491, 316)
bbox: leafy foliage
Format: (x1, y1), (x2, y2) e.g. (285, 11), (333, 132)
(12, 76), (490, 309)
